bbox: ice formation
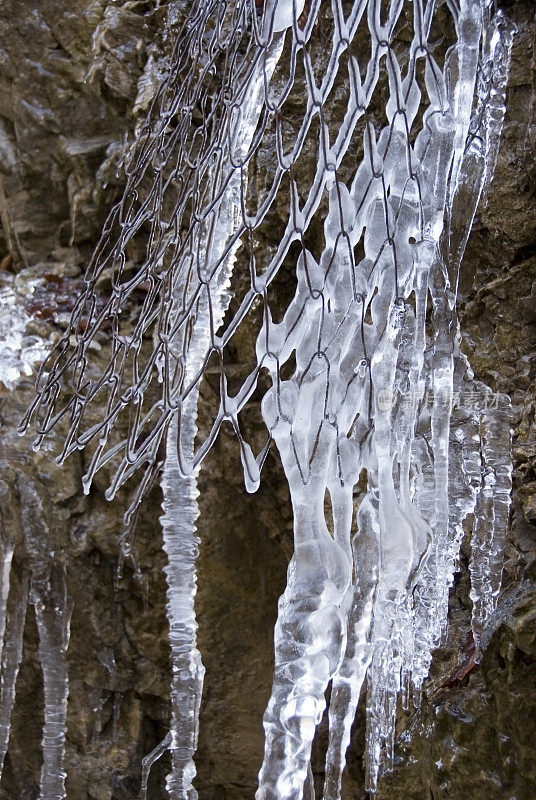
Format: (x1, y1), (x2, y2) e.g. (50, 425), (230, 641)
(0, 281), (51, 390)
(0, 275), (66, 799)
(17, 1), (515, 798)
(159, 28), (285, 796)
(18, 475), (71, 800)
(0, 474), (71, 800)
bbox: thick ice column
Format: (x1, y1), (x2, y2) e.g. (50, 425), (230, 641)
(364, 304), (415, 794)
(257, 348), (352, 798)
(256, 481), (351, 800)
(323, 491), (379, 800)
(256, 183), (367, 799)
(255, 269), (359, 797)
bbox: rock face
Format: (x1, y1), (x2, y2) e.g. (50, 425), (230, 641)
(0, 1), (535, 799)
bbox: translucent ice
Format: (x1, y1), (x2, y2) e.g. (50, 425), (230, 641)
(19, 1), (514, 797)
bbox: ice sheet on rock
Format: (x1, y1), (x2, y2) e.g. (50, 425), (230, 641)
(0, 282), (51, 391)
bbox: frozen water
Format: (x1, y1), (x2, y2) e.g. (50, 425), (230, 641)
(0, 282), (51, 390)
(16, 1), (515, 798)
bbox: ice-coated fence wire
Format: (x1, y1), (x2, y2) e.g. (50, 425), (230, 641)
(18, 0), (514, 798)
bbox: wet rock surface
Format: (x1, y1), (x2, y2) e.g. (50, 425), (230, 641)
(0, 1), (535, 799)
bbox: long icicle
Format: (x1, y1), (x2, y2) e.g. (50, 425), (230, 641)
(34, 566), (71, 800)
(0, 477), (17, 681)
(0, 571), (29, 778)
(469, 396), (513, 648)
(17, 474), (71, 800)
(160, 409), (205, 800)
(323, 491), (379, 800)
(0, 528), (13, 665)
(158, 8), (286, 795)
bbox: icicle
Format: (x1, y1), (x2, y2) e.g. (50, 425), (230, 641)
(0, 572), (29, 779)
(140, 732), (173, 800)
(445, 0), (483, 217)
(365, 307), (416, 794)
(442, 359), (482, 604)
(429, 273), (456, 644)
(157, 21), (287, 798)
(256, 181), (365, 800)
(469, 394), (513, 649)
(264, 0), (306, 34)
(410, 432), (440, 698)
(479, 11), (516, 194)
(16, 474), (71, 800)
(446, 6), (516, 293)
(323, 493), (379, 800)
(0, 519), (14, 661)
(160, 411), (205, 800)
(34, 566), (71, 800)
